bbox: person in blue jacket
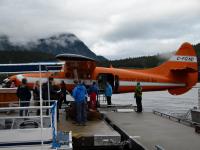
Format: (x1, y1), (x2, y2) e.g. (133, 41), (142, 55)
(105, 81), (112, 107)
(72, 80), (88, 125)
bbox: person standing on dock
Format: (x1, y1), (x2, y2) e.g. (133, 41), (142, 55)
(42, 77), (59, 116)
(72, 80), (88, 126)
(16, 78), (31, 116)
(33, 80), (40, 116)
(134, 82), (143, 112)
(58, 80), (67, 109)
(88, 81), (99, 110)
(105, 81), (113, 107)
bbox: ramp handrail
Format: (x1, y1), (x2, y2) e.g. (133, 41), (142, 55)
(153, 110), (199, 127)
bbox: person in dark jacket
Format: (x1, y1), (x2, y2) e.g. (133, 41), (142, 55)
(58, 80), (67, 109)
(42, 77), (58, 116)
(33, 80), (40, 115)
(17, 78), (31, 116)
(134, 82), (143, 112)
(42, 77), (58, 103)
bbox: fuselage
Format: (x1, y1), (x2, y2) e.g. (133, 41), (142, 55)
(9, 66), (185, 94)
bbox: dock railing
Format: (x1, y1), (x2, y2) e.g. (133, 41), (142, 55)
(0, 100), (57, 147)
(153, 109), (200, 127)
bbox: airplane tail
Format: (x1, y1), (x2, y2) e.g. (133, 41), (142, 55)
(152, 42), (198, 95)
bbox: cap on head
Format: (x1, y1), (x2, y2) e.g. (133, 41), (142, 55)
(22, 78), (27, 84)
(74, 80), (78, 84)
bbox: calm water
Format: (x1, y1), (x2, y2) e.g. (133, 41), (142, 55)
(111, 83), (199, 114)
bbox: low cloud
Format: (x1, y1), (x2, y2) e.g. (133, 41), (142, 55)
(0, 0), (200, 59)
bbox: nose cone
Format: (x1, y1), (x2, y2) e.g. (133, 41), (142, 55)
(8, 75), (20, 86)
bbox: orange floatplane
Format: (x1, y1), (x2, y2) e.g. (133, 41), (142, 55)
(5, 42), (198, 95)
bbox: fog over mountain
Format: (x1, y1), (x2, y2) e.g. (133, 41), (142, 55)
(0, 33), (107, 61)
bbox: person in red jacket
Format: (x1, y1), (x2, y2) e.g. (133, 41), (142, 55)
(88, 82), (99, 110)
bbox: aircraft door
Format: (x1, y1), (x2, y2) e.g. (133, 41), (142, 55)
(97, 73), (114, 91)
(114, 75), (119, 93)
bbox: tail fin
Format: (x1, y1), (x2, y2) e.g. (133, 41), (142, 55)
(168, 42), (197, 72)
(148, 42), (198, 95)
(163, 42), (198, 95)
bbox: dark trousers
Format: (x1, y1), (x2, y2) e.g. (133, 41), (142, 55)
(58, 97), (67, 109)
(44, 101), (54, 115)
(36, 102), (40, 116)
(57, 102), (59, 122)
(136, 96), (142, 112)
(34, 99), (40, 116)
(20, 101), (29, 116)
(106, 96), (112, 106)
(76, 101), (87, 124)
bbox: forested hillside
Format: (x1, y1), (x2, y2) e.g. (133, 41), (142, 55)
(97, 54), (167, 68)
(0, 50), (56, 63)
(98, 43), (200, 69)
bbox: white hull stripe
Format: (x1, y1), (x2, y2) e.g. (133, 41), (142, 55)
(18, 75), (185, 87)
(18, 76), (95, 85)
(119, 81), (185, 87)
(169, 55), (197, 63)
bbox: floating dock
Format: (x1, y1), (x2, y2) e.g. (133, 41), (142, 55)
(103, 111), (200, 150)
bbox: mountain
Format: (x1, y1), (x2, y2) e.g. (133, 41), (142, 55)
(0, 33), (108, 61)
(96, 55), (109, 61)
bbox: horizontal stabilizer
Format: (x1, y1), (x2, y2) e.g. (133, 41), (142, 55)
(170, 67), (197, 73)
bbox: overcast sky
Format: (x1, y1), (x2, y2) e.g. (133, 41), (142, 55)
(0, 0), (200, 59)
